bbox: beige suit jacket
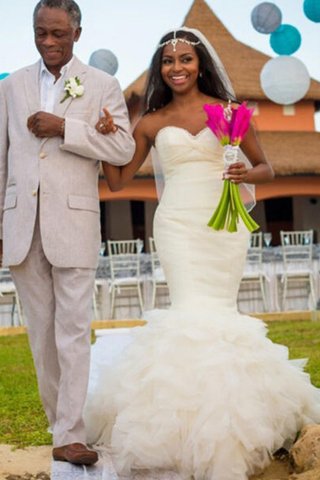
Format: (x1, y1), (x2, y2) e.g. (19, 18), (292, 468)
(0, 56), (135, 268)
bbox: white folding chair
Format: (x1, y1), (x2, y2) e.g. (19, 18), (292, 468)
(0, 267), (24, 326)
(107, 239), (144, 318)
(279, 230), (316, 310)
(149, 237), (170, 308)
(92, 243), (109, 320)
(238, 232), (269, 312)
(281, 230), (313, 247)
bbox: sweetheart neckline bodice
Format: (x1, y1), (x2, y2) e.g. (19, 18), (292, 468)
(154, 126), (211, 148)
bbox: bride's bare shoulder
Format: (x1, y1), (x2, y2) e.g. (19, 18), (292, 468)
(135, 109), (171, 143)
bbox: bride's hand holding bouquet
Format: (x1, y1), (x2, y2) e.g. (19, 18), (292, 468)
(203, 101), (259, 233)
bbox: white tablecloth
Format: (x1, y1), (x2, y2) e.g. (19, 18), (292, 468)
(2, 247), (319, 326)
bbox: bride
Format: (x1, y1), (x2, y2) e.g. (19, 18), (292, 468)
(85, 27), (320, 480)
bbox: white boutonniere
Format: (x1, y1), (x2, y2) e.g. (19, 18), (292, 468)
(60, 76), (84, 103)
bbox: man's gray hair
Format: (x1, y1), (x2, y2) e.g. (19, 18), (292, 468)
(33, 0), (81, 29)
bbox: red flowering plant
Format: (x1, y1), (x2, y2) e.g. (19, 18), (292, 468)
(203, 101), (259, 233)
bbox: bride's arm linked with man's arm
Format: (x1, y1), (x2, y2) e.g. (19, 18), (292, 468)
(96, 107), (153, 191)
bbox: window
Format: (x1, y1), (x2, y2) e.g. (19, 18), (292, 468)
(283, 105), (295, 116)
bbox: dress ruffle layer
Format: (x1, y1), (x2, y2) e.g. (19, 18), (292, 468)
(85, 309), (320, 480)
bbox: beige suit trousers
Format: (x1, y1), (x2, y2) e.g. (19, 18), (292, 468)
(10, 211), (96, 447)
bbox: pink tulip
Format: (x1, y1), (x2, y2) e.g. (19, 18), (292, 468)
(203, 103), (230, 145)
(230, 102), (254, 146)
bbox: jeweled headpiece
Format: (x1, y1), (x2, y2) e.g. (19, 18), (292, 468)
(158, 30), (201, 52)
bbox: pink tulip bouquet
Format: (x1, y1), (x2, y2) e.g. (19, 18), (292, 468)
(203, 101), (259, 233)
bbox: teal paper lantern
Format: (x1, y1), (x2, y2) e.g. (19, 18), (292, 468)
(251, 2), (282, 34)
(0, 72), (9, 80)
(270, 24), (301, 55)
(303, 0), (320, 22)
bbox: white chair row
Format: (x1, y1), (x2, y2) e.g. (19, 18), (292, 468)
(238, 230), (317, 313)
(94, 230), (318, 318)
(94, 238), (170, 319)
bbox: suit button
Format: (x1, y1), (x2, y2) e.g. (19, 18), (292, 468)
(39, 152), (46, 159)
(32, 190), (37, 196)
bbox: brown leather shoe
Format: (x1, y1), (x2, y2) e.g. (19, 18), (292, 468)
(52, 442), (98, 465)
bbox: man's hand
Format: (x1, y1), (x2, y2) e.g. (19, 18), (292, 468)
(27, 111), (64, 138)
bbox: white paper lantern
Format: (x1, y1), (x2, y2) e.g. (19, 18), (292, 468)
(251, 2), (282, 34)
(89, 49), (118, 76)
(260, 56), (310, 105)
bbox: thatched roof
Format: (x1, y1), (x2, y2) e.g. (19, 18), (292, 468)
(257, 131), (320, 175)
(124, 0), (320, 102)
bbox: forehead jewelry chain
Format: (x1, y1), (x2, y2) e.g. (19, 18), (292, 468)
(158, 30), (201, 52)
(171, 31), (178, 52)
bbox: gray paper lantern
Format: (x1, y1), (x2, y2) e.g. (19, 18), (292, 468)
(251, 2), (282, 34)
(260, 56), (310, 105)
(89, 49), (118, 76)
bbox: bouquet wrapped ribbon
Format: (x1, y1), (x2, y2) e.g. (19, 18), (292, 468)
(203, 101), (259, 233)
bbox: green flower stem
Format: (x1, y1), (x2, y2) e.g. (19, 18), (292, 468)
(230, 182), (259, 232)
(207, 180), (230, 229)
(208, 180), (259, 233)
(215, 181), (231, 229)
(227, 184), (237, 232)
(228, 208), (238, 233)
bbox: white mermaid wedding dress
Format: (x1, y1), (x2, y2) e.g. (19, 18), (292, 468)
(84, 127), (320, 480)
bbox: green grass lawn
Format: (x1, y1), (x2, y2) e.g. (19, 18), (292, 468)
(0, 334), (51, 447)
(1, 320), (320, 447)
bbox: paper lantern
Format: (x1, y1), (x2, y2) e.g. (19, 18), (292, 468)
(270, 24), (301, 55)
(251, 2), (282, 34)
(89, 49), (118, 76)
(0, 72), (9, 80)
(303, 0), (320, 22)
(260, 56), (310, 105)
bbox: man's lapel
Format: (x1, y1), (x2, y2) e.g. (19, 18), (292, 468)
(53, 56), (88, 117)
(23, 60), (41, 115)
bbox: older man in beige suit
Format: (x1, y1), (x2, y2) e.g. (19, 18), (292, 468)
(0, 0), (135, 466)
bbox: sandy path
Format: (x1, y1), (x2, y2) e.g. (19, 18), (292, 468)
(0, 444), (292, 480)
(0, 445), (51, 480)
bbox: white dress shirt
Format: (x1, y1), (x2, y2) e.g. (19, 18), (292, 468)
(40, 57), (74, 113)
